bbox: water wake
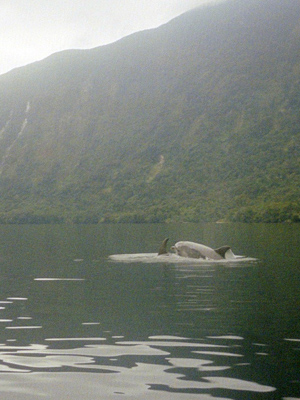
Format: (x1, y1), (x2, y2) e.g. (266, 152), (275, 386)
(108, 253), (257, 264)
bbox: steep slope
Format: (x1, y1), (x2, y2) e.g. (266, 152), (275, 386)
(0, 0), (300, 223)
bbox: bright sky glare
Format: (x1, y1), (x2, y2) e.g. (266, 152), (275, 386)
(1, 0), (221, 75)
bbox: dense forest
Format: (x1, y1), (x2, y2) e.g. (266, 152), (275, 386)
(0, 0), (299, 223)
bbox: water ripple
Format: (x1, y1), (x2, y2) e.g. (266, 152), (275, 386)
(0, 335), (277, 398)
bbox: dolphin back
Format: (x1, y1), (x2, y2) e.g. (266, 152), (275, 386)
(173, 241), (220, 260)
(173, 241), (235, 260)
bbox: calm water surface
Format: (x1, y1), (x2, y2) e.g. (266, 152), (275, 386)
(0, 223), (299, 399)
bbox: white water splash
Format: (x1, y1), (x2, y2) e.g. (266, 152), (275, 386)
(108, 253), (256, 264)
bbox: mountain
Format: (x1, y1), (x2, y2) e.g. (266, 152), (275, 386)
(0, 0), (300, 223)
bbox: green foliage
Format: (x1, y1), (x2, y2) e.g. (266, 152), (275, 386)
(0, 0), (299, 223)
(231, 202), (300, 223)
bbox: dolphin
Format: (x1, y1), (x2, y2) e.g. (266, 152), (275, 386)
(158, 238), (170, 255)
(171, 241), (234, 260)
(109, 238), (248, 263)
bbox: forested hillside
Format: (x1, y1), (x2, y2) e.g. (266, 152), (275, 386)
(0, 0), (300, 223)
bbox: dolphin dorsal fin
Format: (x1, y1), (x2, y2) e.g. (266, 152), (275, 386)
(158, 238), (169, 255)
(214, 246), (231, 258)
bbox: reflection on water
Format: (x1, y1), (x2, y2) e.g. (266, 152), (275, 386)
(0, 224), (299, 399)
(0, 335), (276, 399)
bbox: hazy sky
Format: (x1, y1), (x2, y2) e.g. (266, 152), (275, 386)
(0, 0), (221, 75)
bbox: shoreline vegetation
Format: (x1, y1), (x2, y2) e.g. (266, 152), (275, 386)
(0, 203), (299, 224)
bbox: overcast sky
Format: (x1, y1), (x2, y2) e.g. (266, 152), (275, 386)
(0, 0), (221, 75)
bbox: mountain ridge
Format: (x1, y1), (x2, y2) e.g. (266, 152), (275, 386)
(0, 0), (300, 223)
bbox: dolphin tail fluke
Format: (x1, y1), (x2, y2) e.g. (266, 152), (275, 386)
(158, 238), (169, 255)
(214, 246), (231, 259)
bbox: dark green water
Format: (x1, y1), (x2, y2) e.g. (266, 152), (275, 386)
(0, 223), (299, 399)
